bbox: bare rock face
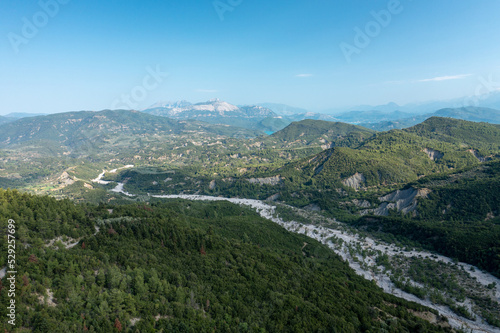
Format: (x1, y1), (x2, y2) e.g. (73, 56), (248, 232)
(209, 180), (216, 190)
(266, 193), (280, 201)
(361, 187), (431, 216)
(352, 199), (371, 208)
(467, 149), (493, 162)
(341, 173), (366, 190)
(57, 171), (75, 187)
(247, 175), (282, 186)
(423, 148), (444, 161)
(304, 203), (321, 211)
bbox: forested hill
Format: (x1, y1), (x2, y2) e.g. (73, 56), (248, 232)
(266, 119), (375, 147)
(404, 116), (500, 154)
(0, 189), (450, 332)
(266, 117), (500, 190)
(0, 109), (261, 148)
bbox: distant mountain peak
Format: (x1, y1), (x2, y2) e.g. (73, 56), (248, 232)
(146, 100), (191, 109)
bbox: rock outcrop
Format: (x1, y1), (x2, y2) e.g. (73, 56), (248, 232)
(247, 175), (282, 186)
(360, 187), (431, 216)
(352, 199), (371, 208)
(342, 173), (366, 190)
(467, 149), (492, 162)
(423, 148), (444, 161)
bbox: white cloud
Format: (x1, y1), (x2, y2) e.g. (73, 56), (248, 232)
(295, 74), (313, 77)
(418, 74), (472, 82)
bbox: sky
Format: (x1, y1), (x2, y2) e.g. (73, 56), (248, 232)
(1, 0), (500, 115)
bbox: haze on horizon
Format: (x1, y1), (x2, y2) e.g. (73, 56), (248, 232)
(1, 0), (500, 115)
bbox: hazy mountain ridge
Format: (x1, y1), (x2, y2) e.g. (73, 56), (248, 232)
(329, 91), (500, 115)
(143, 99), (276, 118)
(0, 116), (12, 125)
(334, 110), (415, 124)
(0, 109), (263, 148)
(142, 99), (500, 134)
(360, 107), (500, 131)
(142, 99), (283, 132)
(143, 99), (341, 133)
(256, 102), (308, 115)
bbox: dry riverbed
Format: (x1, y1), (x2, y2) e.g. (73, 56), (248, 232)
(102, 175), (500, 332)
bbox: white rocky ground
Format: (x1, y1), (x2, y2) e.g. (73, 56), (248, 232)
(149, 193), (500, 333)
(45, 236), (80, 249)
(98, 172), (500, 332)
(91, 165), (134, 185)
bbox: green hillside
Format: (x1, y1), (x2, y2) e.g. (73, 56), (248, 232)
(347, 160), (500, 278)
(267, 119), (375, 147)
(117, 118), (500, 208)
(0, 110), (261, 149)
(432, 107), (500, 124)
(0, 189), (449, 332)
(0, 116), (13, 125)
(254, 116), (291, 133)
(271, 118), (500, 191)
(276, 130), (480, 191)
(404, 117), (500, 154)
(414, 160), (500, 221)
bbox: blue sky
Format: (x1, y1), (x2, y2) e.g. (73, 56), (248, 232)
(1, 0), (500, 115)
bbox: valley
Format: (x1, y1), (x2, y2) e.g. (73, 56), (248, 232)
(4, 1), (500, 331)
(95, 170), (500, 332)
(1, 107), (500, 332)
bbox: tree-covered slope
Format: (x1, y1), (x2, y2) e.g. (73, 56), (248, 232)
(266, 119), (375, 148)
(432, 107), (500, 124)
(0, 115), (14, 126)
(0, 109), (261, 150)
(404, 117), (500, 155)
(0, 110), (177, 147)
(347, 160), (500, 277)
(0, 189), (450, 332)
(274, 130), (481, 192)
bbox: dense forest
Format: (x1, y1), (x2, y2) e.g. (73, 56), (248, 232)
(0, 189), (452, 332)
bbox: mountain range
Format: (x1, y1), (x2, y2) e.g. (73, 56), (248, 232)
(327, 90), (500, 114)
(3, 96), (500, 135)
(1, 104), (500, 330)
(141, 99), (500, 133)
(360, 107), (500, 131)
(0, 109), (265, 145)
